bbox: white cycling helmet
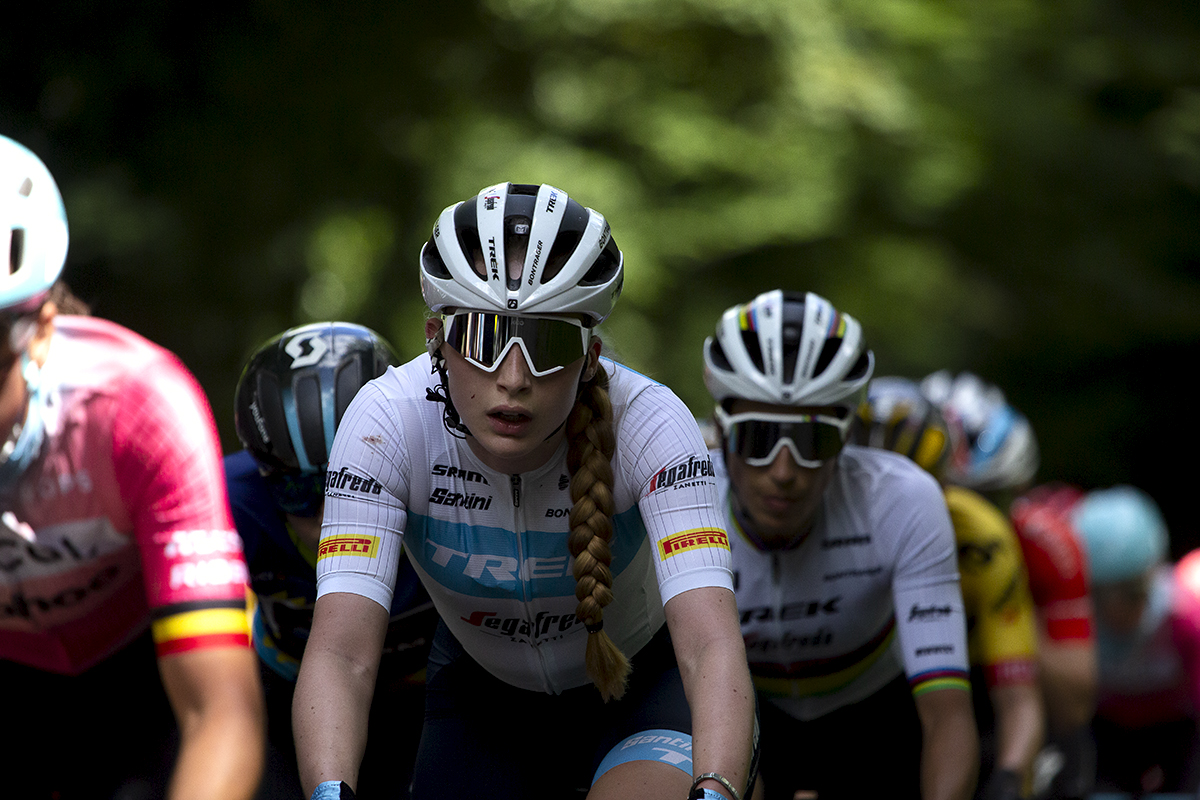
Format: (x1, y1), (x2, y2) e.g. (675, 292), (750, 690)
(1, 135), (69, 314)
(1074, 485), (1168, 586)
(920, 370), (1039, 493)
(419, 182), (623, 325)
(704, 290), (874, 409)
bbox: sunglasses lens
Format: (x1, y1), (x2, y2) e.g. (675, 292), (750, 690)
(726, 415), (847, 466)
(445, 313), (586, 375)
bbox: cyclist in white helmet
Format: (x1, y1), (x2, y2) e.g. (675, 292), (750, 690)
(1, 134), (264, 799)
(919, 370), (1040, 510)
(293, 182), (758, 800)
(703, 290), (978, 800)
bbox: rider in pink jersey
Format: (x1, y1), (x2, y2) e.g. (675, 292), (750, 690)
(1, 134), (264, 800)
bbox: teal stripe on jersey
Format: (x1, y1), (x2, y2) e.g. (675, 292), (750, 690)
(404, 504), (647, 600)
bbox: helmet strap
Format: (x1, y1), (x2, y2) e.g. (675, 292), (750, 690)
(426, 346), (470, 439)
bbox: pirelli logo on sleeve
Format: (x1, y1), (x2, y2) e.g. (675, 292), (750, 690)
(658, 528), (730, 560)
(317, 535), (381, 561)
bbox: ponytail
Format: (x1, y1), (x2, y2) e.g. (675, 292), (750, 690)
(566, 362), (629, 701)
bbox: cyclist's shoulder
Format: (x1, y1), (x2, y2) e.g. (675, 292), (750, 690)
(945, 486), (1017, 547)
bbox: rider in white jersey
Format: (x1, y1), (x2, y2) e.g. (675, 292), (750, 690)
(319, 353), (729, 693)
(720, 444), (971, 719)
(703, 290), (978, 800)
(294, 182), (757, 800)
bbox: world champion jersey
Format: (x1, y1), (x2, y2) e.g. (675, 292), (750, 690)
(316, 355), (733, 694)
(225, 449), (438, 681)
(1, 316), (251, 675)
(947, 485), (1039, 688)
(722, 446), (970, 721)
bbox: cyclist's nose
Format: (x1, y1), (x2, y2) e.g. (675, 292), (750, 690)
(495, 344), (534, 392)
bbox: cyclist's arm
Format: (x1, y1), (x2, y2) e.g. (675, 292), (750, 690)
(294, 592), (389, 796)
(915, 687), (979, 800)
(159, 647), (266, 800)
(1037, 626), (1097, 734)
(988, 682), (1044, 783)
(889, 475), (977, 800)
(665, 585), (756, 798)
(115, 354), (266, 800)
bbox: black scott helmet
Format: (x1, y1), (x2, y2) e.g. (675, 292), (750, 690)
(234, 322), (399, 514)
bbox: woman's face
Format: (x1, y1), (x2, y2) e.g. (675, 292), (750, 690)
(438, 318), (597, 475)
(0, 305), (54, 439)
(723, 399), (840, 548)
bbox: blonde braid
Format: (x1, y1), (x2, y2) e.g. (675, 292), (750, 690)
(566, 364), (629, 701)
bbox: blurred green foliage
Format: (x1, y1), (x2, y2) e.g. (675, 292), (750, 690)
(3, 0), (1198, 546)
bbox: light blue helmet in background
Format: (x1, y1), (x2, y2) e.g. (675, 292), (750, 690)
(1074, 485), (1169, 585)
(1, 135), (69, 316)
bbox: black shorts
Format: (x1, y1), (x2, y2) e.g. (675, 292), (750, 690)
(0, 630), (179, 800)
(756, 673), (923, 800)
(408, 620), (695, 800)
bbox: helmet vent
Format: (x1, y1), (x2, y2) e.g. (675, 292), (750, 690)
(579, 235), (620, 286)
(740, 329), (765, 373)
(334, 356), (364, 427)
(9, 229), (23, 274)
(294, 373), (328, 468)
(709, 339), (733, 372)
(813, 338), (842, 378)
(421, 236), (452, 279)
(255, 372), (296, 467)
(846, 351), (871, 381)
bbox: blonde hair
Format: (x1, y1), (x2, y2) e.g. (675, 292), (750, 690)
(566, 362), (630, 701)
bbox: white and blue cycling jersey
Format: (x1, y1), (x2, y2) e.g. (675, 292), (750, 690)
(316, 354), (733, 694)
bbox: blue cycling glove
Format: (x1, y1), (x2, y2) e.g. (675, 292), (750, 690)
(311, 780), (356, 800)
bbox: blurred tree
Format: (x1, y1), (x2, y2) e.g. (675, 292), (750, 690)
(3, 0), (1197, 545)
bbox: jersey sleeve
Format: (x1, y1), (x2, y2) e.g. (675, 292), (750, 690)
(109, 353), (251, 658)
(315, 380), (409, 612)
(948, 487), (1039, 687)
(1010, 485), (1093, 642)
(885, 471), (972, 697)
(618, 382), (733, 605)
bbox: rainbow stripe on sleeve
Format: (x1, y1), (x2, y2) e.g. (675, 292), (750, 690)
(150, 598), (252, 658)
(909, 667), (971, 697)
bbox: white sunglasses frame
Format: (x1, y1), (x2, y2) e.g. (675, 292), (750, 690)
(714, 407), (852, 468)
(442, 312), (591, 378)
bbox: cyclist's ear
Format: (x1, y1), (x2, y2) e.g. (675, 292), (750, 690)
(582, 335), (602, 382)
(29, 300), (57, 366)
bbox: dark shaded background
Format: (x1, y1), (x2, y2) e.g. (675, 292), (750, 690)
(4, 0), (1198, 551)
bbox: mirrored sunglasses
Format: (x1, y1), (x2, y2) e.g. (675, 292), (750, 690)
(715, 407), (851, 468)
(443, 312), (590, 377)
